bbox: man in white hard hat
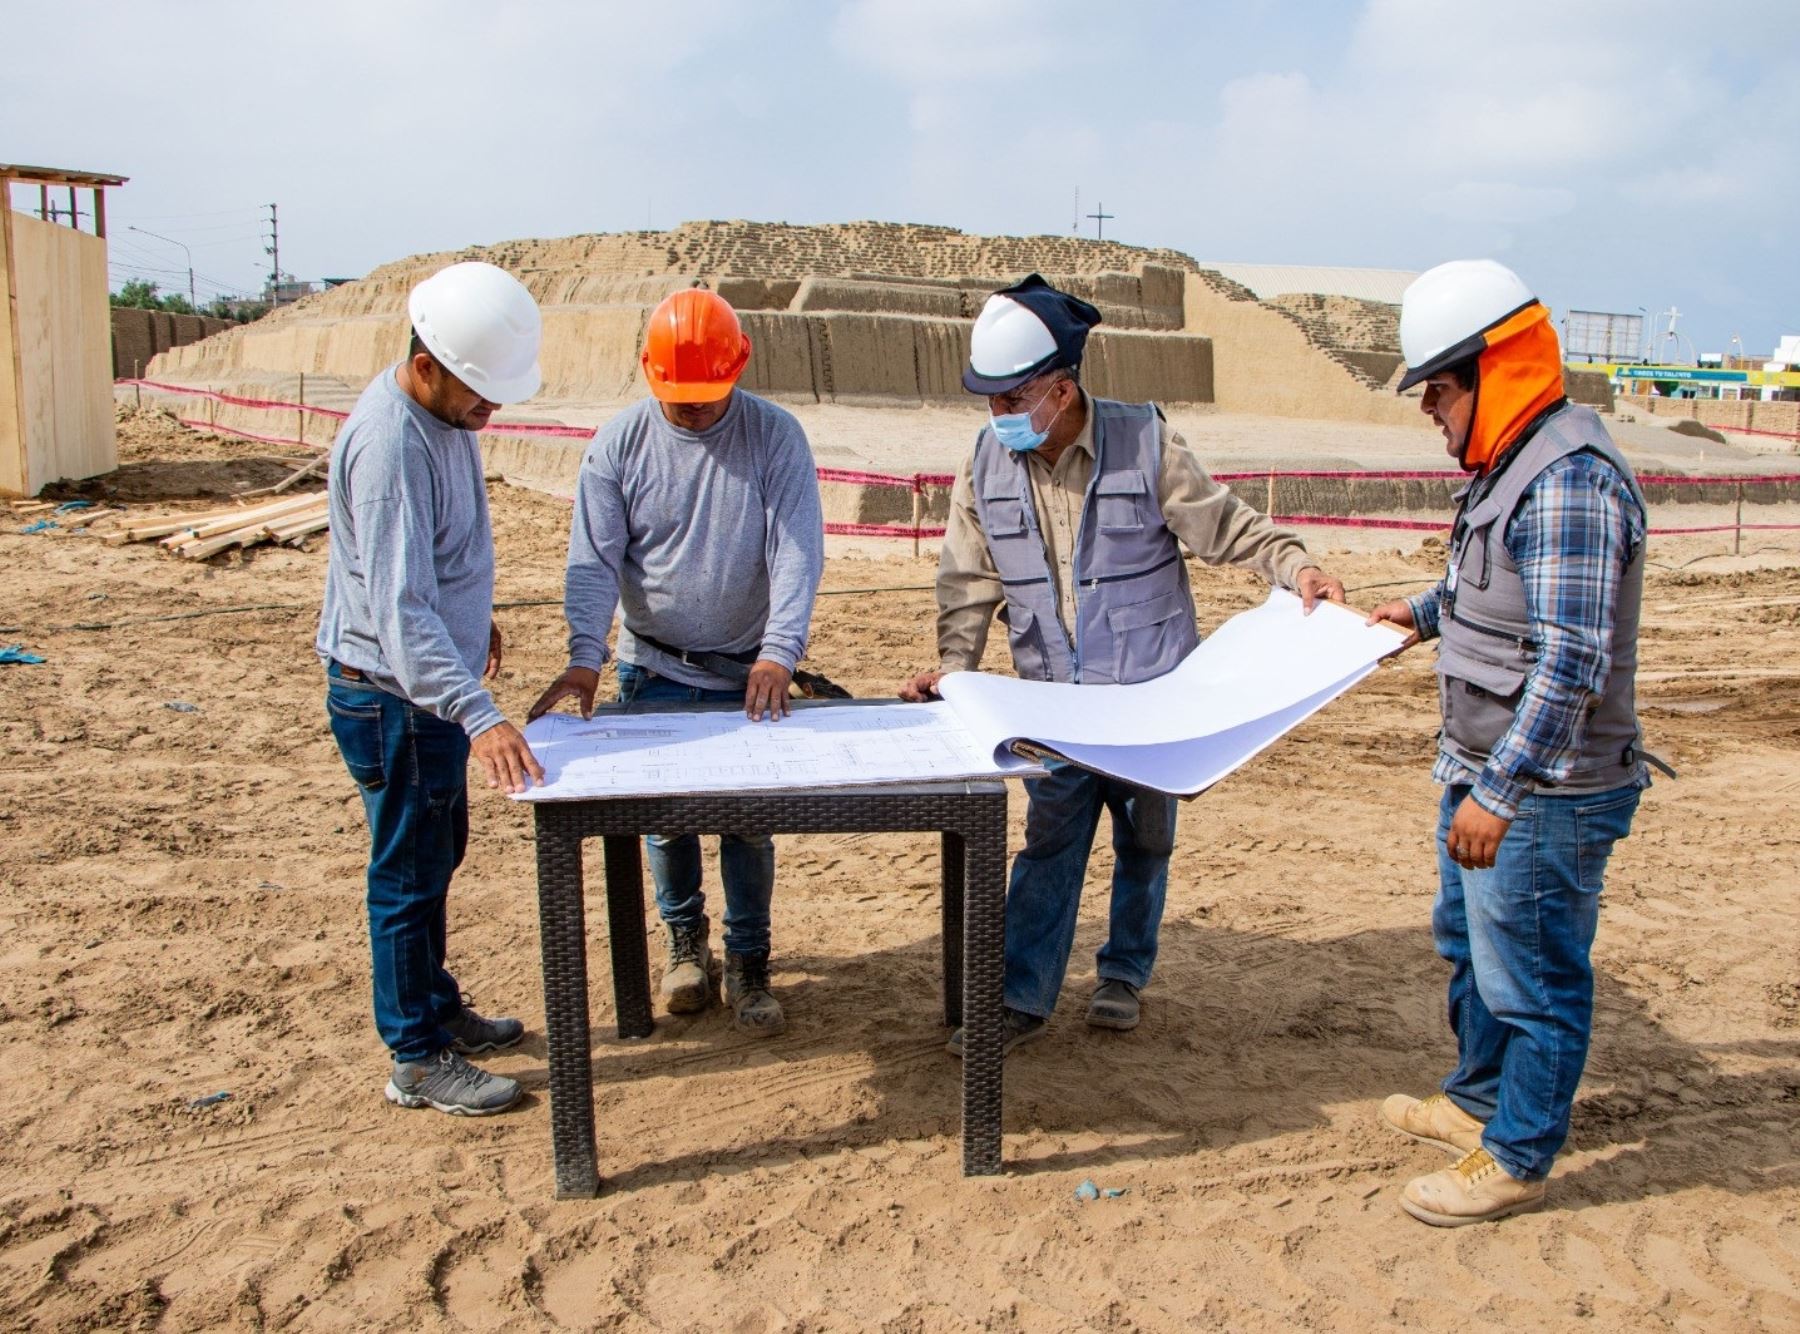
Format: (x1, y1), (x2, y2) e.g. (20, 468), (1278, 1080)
(1367, 260), (1651, 1225)
(317, 260), (546, 1116)
(900, 273), (1344, 1054)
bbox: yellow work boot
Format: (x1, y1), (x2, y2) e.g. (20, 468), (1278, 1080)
(1380, 1091), (1487, 1154)
(1401, 1147), (1547, 1227)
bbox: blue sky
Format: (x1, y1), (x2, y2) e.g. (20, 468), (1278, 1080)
(7, 0), (1796, 358)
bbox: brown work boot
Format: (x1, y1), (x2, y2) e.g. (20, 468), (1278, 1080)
(723, 950), (786, 1036)
(660, 917), (717, 1015)
(1380, 1091), (1487, 1154)
(1401, 1147), (1547, 1227)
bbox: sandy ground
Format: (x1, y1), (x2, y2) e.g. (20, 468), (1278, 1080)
(1, 408), (1797, 1332)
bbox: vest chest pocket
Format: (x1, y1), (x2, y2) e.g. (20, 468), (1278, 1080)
(1452, 497), (1506, 592)
(981, 493), (1031, 540)
(1106, 588), (1191, 684)
(1096, 470), (1149, 533)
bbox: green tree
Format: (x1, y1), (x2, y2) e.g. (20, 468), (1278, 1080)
(110, 278), (163, 309)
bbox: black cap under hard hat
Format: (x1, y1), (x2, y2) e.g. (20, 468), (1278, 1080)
(962, 273), (1104, 395)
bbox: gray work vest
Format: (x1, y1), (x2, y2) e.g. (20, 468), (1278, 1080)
(971, 399), (1197, 685)
(1438, 402), (1648, 794)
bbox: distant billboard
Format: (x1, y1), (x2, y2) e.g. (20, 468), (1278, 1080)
(1565, 310), (1644, 363)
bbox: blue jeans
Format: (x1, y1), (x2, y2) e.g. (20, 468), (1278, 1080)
(1433, 781), (1640, 1181)
(616, 662), (776, 955)
(325, 664), (470, 1064)
(1003, 759), (1177, 1018)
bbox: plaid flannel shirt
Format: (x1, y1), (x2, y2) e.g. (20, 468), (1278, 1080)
(1408, 451), (1648, 820)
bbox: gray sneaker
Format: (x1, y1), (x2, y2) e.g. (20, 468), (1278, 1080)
(444, 1005), (525, 1055)
(385, 1049), (522, 1116)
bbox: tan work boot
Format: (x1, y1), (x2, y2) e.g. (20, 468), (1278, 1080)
(1380, 1091), (1487, 1154)
(723, 949), (786, 1037)
(1401, 1147), (1547, 1227)
(660, 917), (717, 1015)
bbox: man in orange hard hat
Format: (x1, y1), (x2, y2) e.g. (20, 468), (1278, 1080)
(531, 288), (824, 1036)
(1368, 259), (1651, 1226)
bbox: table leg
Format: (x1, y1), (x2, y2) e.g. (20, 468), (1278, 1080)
(940, 831), (965, 1029)
(533, 808), (600, 1199)
(602, 834), (655, 1040)
(960, 804), (1008, 1175)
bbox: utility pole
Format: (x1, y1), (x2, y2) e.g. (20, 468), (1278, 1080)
(1086, 202), (1115, 240)
(264, 202), (280, 308)
(129, 225), (195, 313)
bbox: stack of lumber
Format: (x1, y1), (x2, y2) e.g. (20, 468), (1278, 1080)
(99, 491), (329, 559)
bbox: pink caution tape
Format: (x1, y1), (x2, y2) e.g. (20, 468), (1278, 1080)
(126, 380), (1800, 540)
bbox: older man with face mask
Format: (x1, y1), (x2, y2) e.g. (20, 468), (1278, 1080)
(901, 273), (1344, 1055)
(1367, 260), (1653, 1226)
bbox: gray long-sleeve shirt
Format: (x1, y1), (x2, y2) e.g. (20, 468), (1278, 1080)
(564, 392), (825, 690)
(315, 366), (503, 737)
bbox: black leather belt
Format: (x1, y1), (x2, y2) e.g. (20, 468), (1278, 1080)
(629, 630), (759, 681)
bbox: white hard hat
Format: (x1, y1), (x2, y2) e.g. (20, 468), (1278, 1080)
(407, 261), (543, 404)
(1397, 259), (1537, 391)
(966, 294), (1059, 389)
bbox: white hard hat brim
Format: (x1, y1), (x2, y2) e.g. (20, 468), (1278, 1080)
(464, 360), (542, 405)
(961, 350), (1061, 396)
(1396, 330), (1491, 392)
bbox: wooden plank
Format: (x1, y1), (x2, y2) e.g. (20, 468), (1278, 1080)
(155, 492), (324, 544)
(0, 189), (26, 496)
(92, 187), (105, 240)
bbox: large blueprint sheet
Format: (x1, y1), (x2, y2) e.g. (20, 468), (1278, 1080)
(516, 590), (1406, 802)
(516, 701), (1041, 802)
(939, 590), (1408, 796)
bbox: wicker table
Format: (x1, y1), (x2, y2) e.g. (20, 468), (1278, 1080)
(529, 700), (1012, 1198)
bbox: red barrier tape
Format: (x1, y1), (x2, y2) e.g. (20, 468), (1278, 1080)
(824, 522), (947, 539)
(174, 417), (327, 451)
(128, 380), (1800, 493)
(1272, 514), (1448, 532)
(127, 380), (1800, 542)
(1273, 513), (1800, 537)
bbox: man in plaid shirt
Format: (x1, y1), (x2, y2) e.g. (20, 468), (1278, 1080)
(1368, 261), (1651, 1227)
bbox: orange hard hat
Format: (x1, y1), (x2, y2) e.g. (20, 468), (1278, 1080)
(640, 289), (752, 403)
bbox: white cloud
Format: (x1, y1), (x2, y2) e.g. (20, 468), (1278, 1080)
(1421, 182), (1578, 227)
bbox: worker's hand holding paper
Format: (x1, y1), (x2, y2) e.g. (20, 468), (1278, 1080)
(939, 589), (1410, 796)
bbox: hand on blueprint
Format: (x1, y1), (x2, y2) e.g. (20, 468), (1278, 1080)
(897, 670), (944, 702)
(1295, 566), (1346, 613)
(471, 720), (545, 794)
(528, 666), (601, 721)
(1364, 600), (1421, 650)
(746, 660), (794, 721)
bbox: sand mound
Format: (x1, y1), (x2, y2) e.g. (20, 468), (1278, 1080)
(147, 221), (1438, 425)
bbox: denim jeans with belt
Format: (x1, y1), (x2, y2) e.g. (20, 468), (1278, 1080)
(1433, 780), (1640, 1181)
(325, 662), (470, 1064)
(616, 661), (777, 955)
(1003, 758), (1178, 1018)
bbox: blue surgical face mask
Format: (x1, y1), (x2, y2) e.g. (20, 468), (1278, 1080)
(989, 383), (1061, 453)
